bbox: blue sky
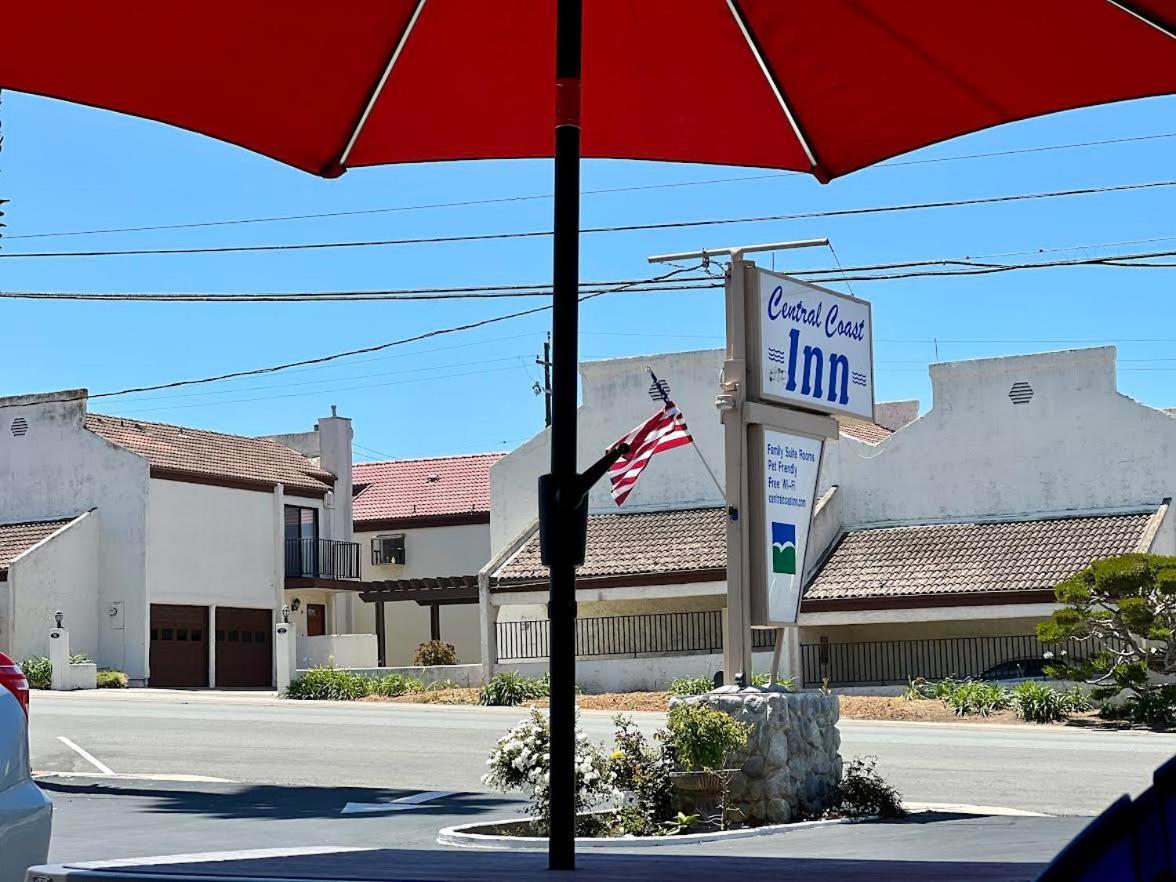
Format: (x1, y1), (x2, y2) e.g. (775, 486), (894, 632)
(1, 92), (1173, 461)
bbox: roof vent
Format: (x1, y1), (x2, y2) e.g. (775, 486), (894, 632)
(10, 417), (28, 437)
(1009, 381), (1034, 405)
(426, 473), (440, 483)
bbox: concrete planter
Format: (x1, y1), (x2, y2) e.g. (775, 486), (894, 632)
(438, 813), (867, 850)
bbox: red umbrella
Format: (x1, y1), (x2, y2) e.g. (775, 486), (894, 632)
(1, 1), (1173, 869)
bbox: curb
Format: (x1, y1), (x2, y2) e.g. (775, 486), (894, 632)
(437, 815), (868, 850)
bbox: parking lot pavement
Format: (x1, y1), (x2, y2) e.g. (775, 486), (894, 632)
(40, 795), (1090, 882)
(41, 776), (529, 865)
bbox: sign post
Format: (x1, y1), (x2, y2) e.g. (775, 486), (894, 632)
(651, 240), (874, 684)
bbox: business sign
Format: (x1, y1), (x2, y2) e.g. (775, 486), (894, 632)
(746, 268), (874, 421)
(747, 424), (824, 626)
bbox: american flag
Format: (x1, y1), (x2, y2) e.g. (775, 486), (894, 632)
(607, 400), (693, 506)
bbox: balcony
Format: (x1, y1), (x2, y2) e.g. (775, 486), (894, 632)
(285, 537), (361, 581)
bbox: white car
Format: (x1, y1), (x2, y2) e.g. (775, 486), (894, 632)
(0, 654), (51, 882)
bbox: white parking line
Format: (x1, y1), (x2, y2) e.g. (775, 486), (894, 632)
(342, 790), (459, 814)
(57, 735), (115, 776)
(34, 770), (237, 784)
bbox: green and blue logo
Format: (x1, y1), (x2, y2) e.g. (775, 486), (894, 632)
(772, 522), (796, 574)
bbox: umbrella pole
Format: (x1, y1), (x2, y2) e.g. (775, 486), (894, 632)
(547, 0), (583, 871)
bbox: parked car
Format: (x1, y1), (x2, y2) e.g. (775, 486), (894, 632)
(0, 651), (51, 881)
(979, 657), (1049, 681)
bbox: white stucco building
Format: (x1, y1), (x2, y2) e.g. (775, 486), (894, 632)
(345, 452), (502, 667)
(0, 390), (368, 686)
(482, 346), (1174, 690)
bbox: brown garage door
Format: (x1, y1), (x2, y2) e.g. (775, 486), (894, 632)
(150, 604), (209, 687)
(215, 607), (272, 688)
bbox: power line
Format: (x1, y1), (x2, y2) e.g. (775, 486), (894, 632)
(117, 364), (525, 414)
(10, 131), (1176, 241)
(0, 266), (701, 410)
(8, 244), (1175, 306)
(798, 248), (1176, 283)
(115, 354), (532, 403)
(0, 277), (720, 302)
(1, 179), (1171, 260)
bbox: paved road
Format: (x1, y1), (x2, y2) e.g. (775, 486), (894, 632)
(30, 690), (1176, 816)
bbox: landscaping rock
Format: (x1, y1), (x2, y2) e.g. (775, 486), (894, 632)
(670, 687), (842, 824)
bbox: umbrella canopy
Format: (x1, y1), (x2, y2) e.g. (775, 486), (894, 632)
(2, 1), (1174, 872)
(2, 1), (1172, 181)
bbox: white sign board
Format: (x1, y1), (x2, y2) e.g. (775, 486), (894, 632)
(748, 268), (874, 421)
(748, 425), (824, 626)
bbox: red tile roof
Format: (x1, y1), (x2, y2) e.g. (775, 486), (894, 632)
(495, 507), (726, 586)
(0, 517), (78, 574)
(805, 513), (1156, 602)
(839, 420), (893, 444)
(85, 413), (333, 493)
(353, 453), (505, 527)
(493, 507), (1160, 607)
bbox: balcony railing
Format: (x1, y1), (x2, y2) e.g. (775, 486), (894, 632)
(285, 538), (360, 580)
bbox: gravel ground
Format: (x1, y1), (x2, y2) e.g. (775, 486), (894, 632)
(361, 689), (1108, 725)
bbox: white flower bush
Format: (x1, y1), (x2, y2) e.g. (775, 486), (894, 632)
(482, 708), (617, 833)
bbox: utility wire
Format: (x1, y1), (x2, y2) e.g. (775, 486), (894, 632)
(10, 131), (1176, 241)
(0, 266), (702, 410)
(0, 277), (719, 302)
(4, 246), (1174, 304)
(0, 180), (1171, 260)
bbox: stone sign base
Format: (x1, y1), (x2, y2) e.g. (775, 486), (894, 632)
(670, 686), (842, 825)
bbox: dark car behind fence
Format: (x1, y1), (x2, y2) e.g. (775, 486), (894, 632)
(799, 633), (1112, 688)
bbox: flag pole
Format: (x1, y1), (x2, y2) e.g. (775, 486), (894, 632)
(647, 368), (725, 500)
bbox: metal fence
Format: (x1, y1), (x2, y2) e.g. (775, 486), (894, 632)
(497, 610), (779, 662)
(799, 633), (1107, 688)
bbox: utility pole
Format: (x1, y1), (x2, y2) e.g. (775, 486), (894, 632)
(535, 334), (552, 427)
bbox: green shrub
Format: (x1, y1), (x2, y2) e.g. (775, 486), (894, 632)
(369, 673), (425, 697)
(69, 653), (92, 665)
(609, 715), (675, 836)
(1059, 685), (1093, 714)
(902, 677), (939, 701)
(413, 640), (458, 666)
(824, 756), (906, 819)
(479, 671), (550, 706)
(944, 681), (1010, 717)
(1011, 681), (1067, 723)
(21, 657), (52, 690)
(1100, 685), (1176, 729)
(666, 702), (750, 771)
(96, 670), (129, 689)
(285, 667), (371, 701)
(749, 673), (796, 690)
(425, 678), (460, 692)
(669, 677), (713, 697)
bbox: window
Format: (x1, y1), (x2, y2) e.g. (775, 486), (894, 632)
(372, 534), (406, 565)
(285, 505), (320, 576)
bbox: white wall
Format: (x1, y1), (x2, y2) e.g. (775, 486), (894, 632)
(349, 523), (489, 666)
(820, 346), (1176, 530)
(491, 350), (726, 557)
(5, 512), (100, 663)
(298, 633), (377, 669)
(147, 479), (282, 609)
(0, 392), (149, 679)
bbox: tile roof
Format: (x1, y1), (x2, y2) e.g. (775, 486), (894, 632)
(0, 517), (78, 573)
(838, 420), (893, 444)
(85, 413), (334, 493)
(806, 513), (1156, 602)
(495, 506), (727, 586)
(353, 453), (505, 525)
